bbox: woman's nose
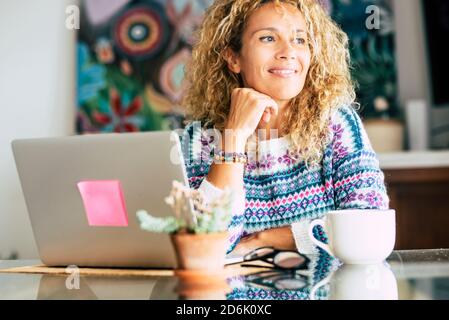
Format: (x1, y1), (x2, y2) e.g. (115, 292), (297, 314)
(275, 41), (296, 60)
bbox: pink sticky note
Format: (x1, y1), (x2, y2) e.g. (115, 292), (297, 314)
(77, 180), (129, 227)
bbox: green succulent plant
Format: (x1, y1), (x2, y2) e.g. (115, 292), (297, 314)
(137, 181), (233, 234)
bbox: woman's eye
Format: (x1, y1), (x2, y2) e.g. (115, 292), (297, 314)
(295, 38), (306, 45)
(259, 35), (306, 45)
(260, 36), (275, 42)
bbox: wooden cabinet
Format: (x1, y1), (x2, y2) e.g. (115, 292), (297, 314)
(383, 167), (449, 250)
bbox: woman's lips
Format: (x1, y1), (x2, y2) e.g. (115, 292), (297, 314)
(268, 68), (298, 78)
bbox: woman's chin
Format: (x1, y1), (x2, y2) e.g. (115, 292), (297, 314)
(251, 86), (301, 101)
(265, 92), (302, 102)
(245, 84), (302, 102)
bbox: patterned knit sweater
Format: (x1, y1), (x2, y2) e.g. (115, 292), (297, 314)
(180, 105), (390, 254)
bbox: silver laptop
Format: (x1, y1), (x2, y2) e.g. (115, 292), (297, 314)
(11, 131), (189, 269)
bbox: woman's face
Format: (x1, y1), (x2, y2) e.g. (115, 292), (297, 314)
(227, 2), (311, 106)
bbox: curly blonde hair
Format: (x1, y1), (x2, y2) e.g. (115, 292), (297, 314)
(182, 0), (356, 166)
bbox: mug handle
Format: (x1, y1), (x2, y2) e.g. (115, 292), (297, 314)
(308, 219), (334, 257)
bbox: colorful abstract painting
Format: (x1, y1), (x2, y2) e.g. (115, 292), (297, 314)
(76, 0), (213, 134)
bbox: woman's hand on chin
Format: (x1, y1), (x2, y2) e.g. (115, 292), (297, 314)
(224, 88), (279, 147)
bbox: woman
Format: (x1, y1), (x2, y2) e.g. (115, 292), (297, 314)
(180, 0), (389, 255)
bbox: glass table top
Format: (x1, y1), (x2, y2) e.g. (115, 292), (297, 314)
(0, 249), (448, 300)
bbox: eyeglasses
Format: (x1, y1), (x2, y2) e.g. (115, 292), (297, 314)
(241, 246), (310, 270)
(244, 270), (308, 291)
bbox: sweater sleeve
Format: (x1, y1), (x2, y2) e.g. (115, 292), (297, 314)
(179, 122), (246, 254)
(330, 106), (390, 210)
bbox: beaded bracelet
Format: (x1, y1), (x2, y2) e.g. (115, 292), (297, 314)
(213, 150), (248, 164)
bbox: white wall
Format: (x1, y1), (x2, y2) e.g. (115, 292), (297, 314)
(394, 0), (430, 106)
(394, 0), (449, 148)
(0, 0), (77, 258)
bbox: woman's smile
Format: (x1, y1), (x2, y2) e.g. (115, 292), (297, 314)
(267, 66), (299, 78)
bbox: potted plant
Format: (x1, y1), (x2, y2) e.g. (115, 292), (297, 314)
(136, 181), (233, 272)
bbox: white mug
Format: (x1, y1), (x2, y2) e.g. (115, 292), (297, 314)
(310, 262), (398, 300)
(308, 209), (396, 264)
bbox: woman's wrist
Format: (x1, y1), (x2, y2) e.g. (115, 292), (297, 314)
(214, 150), (247, 164)
(221, 128), (248, 153)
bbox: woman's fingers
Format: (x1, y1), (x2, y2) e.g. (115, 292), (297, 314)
(258, 98), (278, 122)
(226, 87), (280, 138)
(262, 112), (271, 123)
(253, 91), (279, 116)
(269, 102), (279, 116)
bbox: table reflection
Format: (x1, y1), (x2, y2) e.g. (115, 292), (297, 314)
(35, 275), (179, 300)
(226, 249), (398, 300)
(2, 249), (449, 300)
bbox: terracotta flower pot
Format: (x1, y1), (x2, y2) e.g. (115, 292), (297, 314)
(170, 231), (229, 271)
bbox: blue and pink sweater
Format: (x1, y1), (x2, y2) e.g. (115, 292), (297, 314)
(180, 105), (389, 254)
